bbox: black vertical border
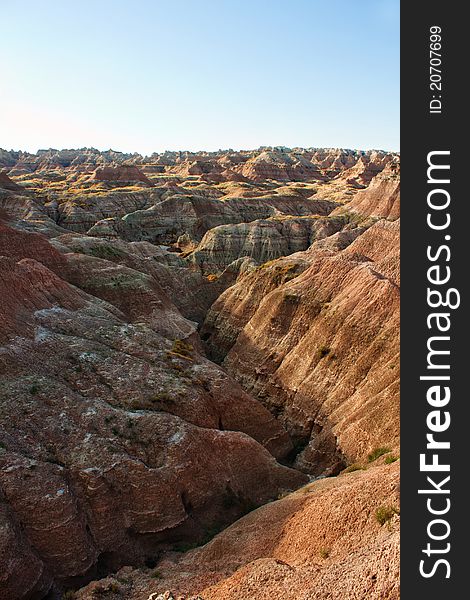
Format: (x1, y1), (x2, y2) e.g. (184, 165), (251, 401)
(401, 2), (467, 598)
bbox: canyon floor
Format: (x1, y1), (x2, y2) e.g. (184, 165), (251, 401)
(0, 147), (400, 600)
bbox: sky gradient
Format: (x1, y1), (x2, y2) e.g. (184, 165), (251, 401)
(1, 0), (399, 154)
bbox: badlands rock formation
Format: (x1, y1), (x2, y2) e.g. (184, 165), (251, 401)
(0, 147), (400, 600)
(76, 461), (399, 600)
(91, 166), (153, 186)
(332, 158), (400, 220)
(0, 170), (24, 192)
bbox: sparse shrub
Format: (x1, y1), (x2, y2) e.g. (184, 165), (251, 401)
(343, 464), (364, 474)
(342, 211), (363, 226)
(93, 582), (121, 595)
(319, 548), (330, 559)
(172, 339), (193, 357)
(259, 259), (278, 269)
(316, 345), (330, 359)
(167, 339), (194, 360)
(29, 384), (40, 395)
(368, 447), (391, 462)
(151, 569), (163, 579)
(152, 391), (174, 404)
(272, 262), (299, 284)
(44, 448), (64, 466)
(384, 454), (399, 464)
(375, 505), (399, 526)
(90, 245), (126, 260)
(111, 427), (120, 437)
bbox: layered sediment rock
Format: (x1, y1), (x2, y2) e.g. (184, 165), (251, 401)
(76, 462), (399, 600)
(188, 216), (345, 274)
(333, 159), (400, 220)
(49, 233), (217, 324)
(0, 170), (24, 192)
(90, 166), (153, 186)
(200, 228), (365, 363)
(204, 220), (400, 474)
(239, 151), (324, 182)
(0, 223), (305, 598)
(57, 191), (162, 233)
(88, 192), (337, 249)
(0, 147), (400, 600)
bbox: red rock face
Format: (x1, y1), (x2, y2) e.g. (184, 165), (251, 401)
(91, 165), (153, 186)
(0, 219), (305, 598)
(0, 147), (400, 599)
(0, 221), (67, 273)
(0, 255), (83, 343)
(0, 170), (24, 191)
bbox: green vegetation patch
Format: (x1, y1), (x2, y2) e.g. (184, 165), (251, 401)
(316, 345), (330, 360)
(343, 464), (365, 474)
(89, 245), (127, 260)
(367, 447), (391, 462)
(375, 505), (400, 526)
(168, 339), (194, 359)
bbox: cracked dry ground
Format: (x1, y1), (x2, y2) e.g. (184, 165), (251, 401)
(0, 147), (400, 600)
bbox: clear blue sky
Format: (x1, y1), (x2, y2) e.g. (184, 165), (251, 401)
(0, 0), (399, 154)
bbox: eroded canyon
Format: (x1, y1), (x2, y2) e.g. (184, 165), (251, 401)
(0, 147), (400, 600)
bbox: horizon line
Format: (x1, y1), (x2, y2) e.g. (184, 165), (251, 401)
(1, 145), (400, 157)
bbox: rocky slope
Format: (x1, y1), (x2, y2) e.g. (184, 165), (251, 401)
(187, 215), (346, 275)
(76, 461), (399, 600)
(0, 222), (305, 599)
(206, 219), (400, 475)
(332, 158), (400, 220)
(0, 147), (400, 600)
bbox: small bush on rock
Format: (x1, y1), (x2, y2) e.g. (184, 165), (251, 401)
(368, 447), (391, 462)
(170, 339), (193, 359)
(375, 505), (399, 526)
(316, 345), (330, 359)
(343, 464), (364, 474)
